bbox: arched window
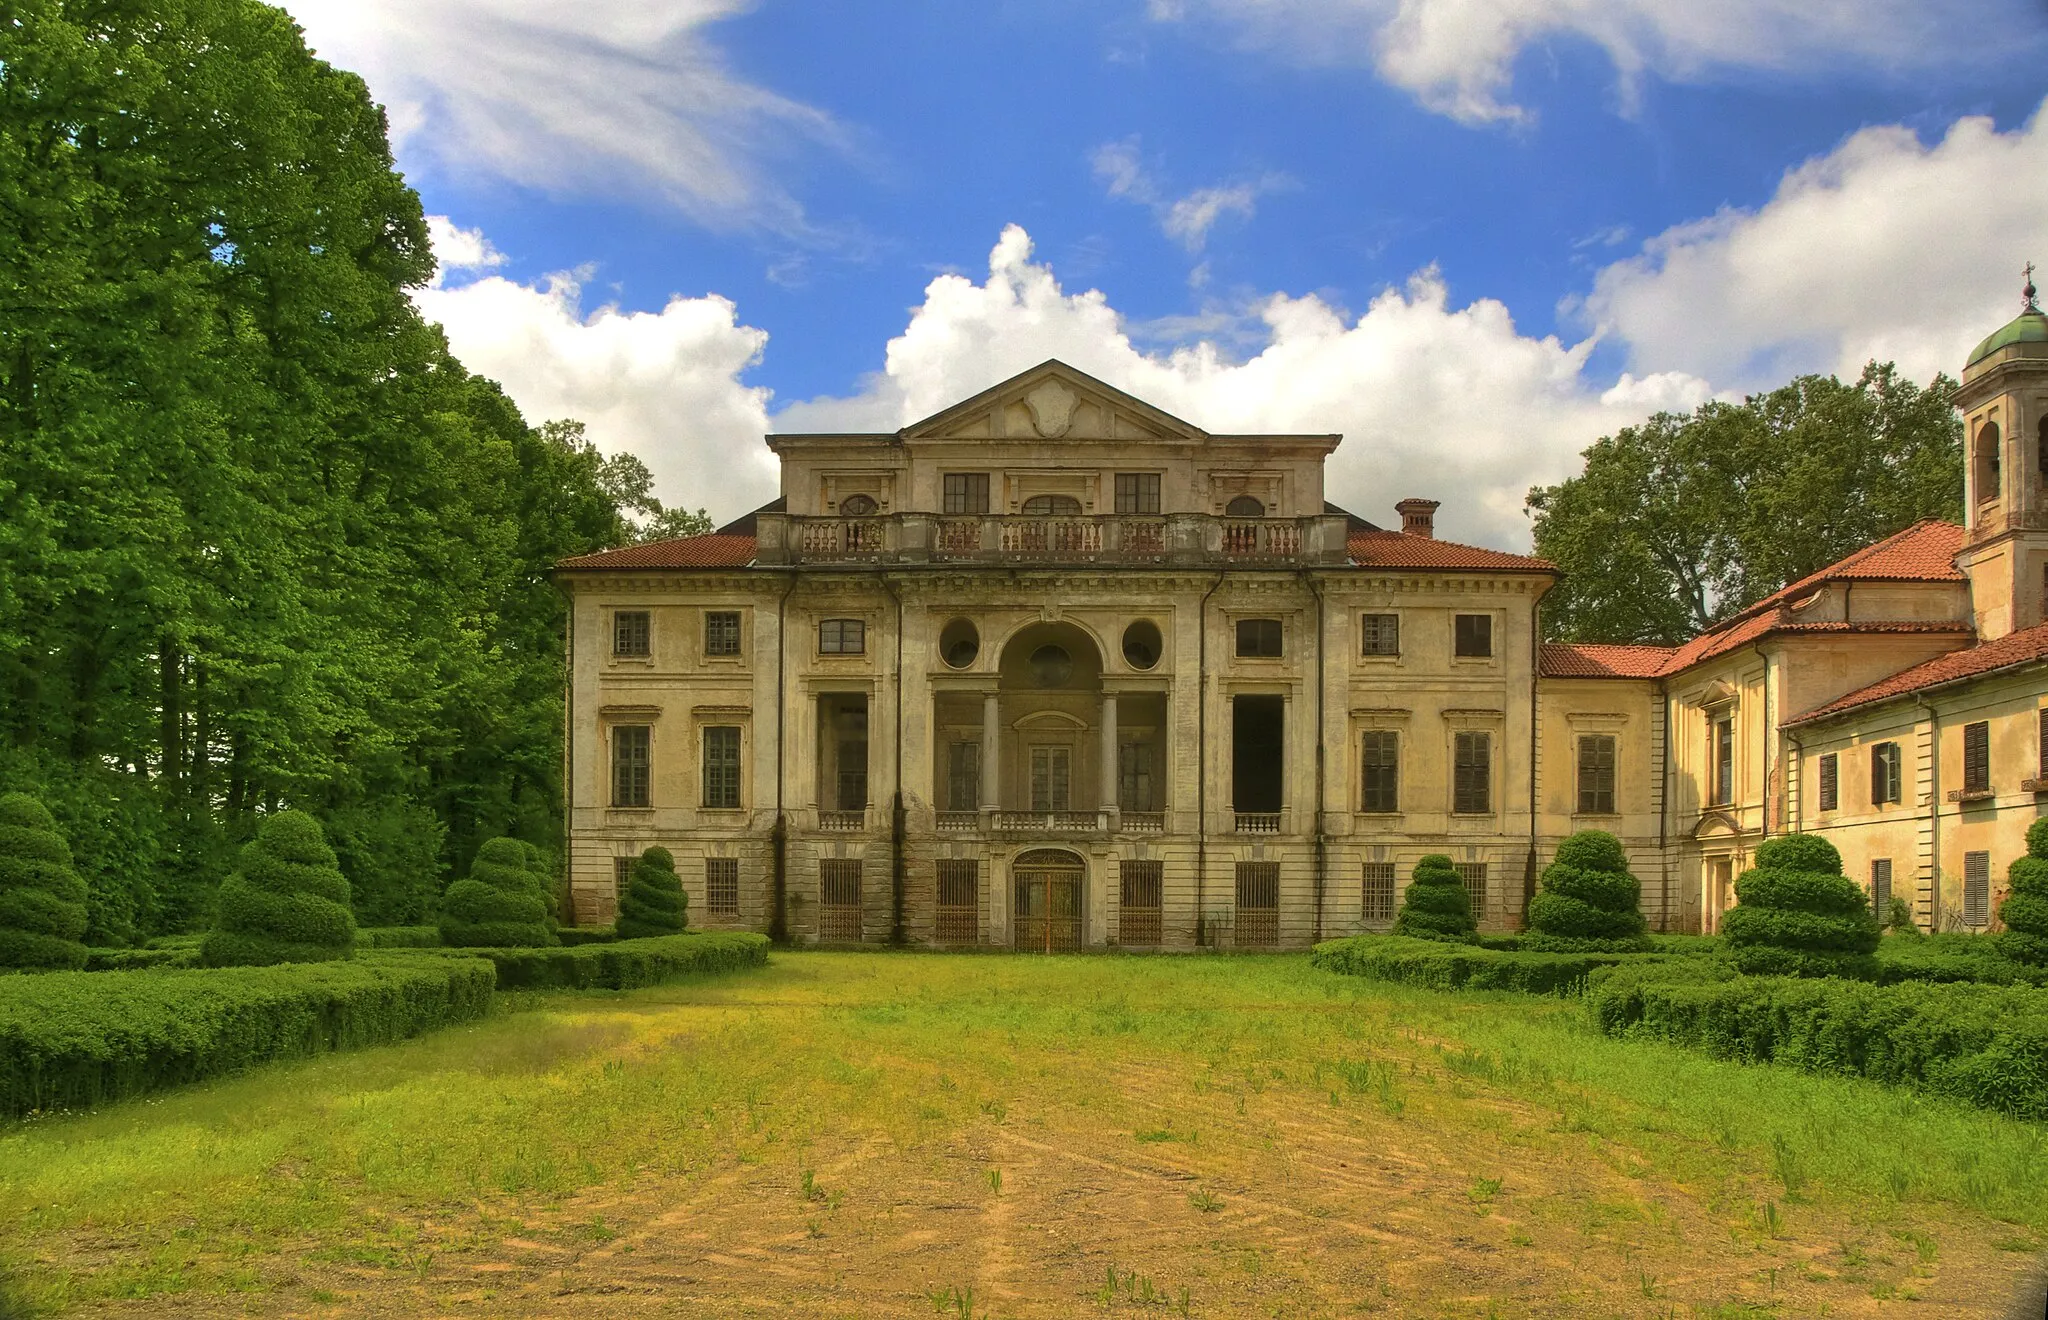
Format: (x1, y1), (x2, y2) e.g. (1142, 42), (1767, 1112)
(1975, 423), (2002, 506)
(1022, 494), (1082, 515)
(839, 494), (879, 516)
(1225, 495), (1265, 517)
(2037, 415), (2047, 480)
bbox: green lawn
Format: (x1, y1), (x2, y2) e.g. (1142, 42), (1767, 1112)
(3, 951), (2044, 1317)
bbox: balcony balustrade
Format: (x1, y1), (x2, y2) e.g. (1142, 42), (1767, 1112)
(1233, 812), (1283, 835)
(817, 809), (868, 832)
(754, 511), (1350, 568)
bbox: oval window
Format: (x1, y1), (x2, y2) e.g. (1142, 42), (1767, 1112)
(1029, 644), (1074, 687)
(1122, 620), (1162, 671)
(840, 494), (879, 515)
(939, 618), (980, 669)
(1225, 495), (1265, 517)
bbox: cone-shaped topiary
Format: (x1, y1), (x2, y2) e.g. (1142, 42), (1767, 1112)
(521, 841), (559, 925)
(439, 837), (557, 947)
(0, 792), (91, 970)
(615, 846), (688, 939)
(1392, 853), (1477, 943)
(202, 811), (357, 966)
(1524, 829), (1653, 952)
(1722, 833), (1880, 979)
(1998, 817), (2048, 965)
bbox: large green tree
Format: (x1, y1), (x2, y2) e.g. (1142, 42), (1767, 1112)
(1528, 364), (1963, 644)
(0, 0), (652, 938)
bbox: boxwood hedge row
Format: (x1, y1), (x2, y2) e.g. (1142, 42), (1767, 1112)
(462, 931), (768, 990)
(1585, 963), (2048, 1121)
(1311, 934), (1672, 995)
(0, 955), (497, 1120)
(354, 925), (442, 949)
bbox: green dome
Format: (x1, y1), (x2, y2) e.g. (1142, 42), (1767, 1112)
(1969, 309), (2048, 366)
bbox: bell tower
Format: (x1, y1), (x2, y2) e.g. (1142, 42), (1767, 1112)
(1955, 266), (2048, 640)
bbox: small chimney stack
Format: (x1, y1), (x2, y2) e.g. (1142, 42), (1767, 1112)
(1395, 498), (1440, 539)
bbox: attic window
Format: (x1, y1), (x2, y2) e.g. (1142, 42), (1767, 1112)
(1022, 495), (1082, 515)
(840, 494), (879, 516)
(1225, 495), (1265, 517)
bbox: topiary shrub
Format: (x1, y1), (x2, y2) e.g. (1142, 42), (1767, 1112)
(1999, 817), (2048, 965)
(1883, 895), (1923, 937)
(201, 811), (357, 966)
(1392, 854), (1477, 943)
(0, 793), (91, 970)
(615, 846), (687, 939)
(1721, 833), (1880, 979)
(438, 837), (557, 948)
(1524, 830), (1653, 953)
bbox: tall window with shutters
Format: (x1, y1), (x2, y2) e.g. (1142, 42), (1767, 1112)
(1453, 731), (1491, 814)
(611, 725), (651, 807)
(701, 726), (741, 809)
(1817, 752), (1839, 812)
(1871, 742), (1902, 805)
(1360, 731), (1399, 813)
(1962, 721), (1991, 795)
(1964, 850), (1991, 926)
(1577, 735), (1617, 814)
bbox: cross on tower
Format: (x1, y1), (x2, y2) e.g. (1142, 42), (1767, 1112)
(2026, 261), (2039, 311)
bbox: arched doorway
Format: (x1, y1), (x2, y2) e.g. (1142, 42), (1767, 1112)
(1013, 848), (1084, 952)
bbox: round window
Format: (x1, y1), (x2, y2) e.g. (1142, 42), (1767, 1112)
(939, 618), (980, 669)
(1029, 644), (1074, 687)
(1121, 620), (1162, 670)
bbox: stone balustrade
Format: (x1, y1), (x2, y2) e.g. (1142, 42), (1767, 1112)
(753, 512), (1351, 568)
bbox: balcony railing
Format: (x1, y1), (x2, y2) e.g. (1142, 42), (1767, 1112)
(755, 512), (1351, 568)
(994, 811), (1103, 833)
(1120, 812), (1166, 834)
(817, 809), (868, 831)
(935, 811), (980, 832)
(1233, 812), (1283, 834)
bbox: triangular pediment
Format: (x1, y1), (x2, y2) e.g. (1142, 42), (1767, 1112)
(901, 360), (1207, 444)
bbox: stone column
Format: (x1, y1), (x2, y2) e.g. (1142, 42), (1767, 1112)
(981, 691), (1001, 811)
(1100, 691), (1120, 814)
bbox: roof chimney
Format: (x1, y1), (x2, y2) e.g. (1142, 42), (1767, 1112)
(1395, 498), (1440, 539)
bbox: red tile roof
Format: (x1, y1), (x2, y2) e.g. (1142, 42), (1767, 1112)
(1787, 620), (2048, 726)
(556, 534), (758, 570)
(1347, 531), (1552, 571)
(1540, 642), (1677, 678)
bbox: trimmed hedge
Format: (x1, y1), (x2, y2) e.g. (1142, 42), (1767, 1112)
(1874, 932), (2048, 987)
(1525, 830), (1652, 953)
(557, 926), (619, 946)
(0, 955), (496, 1119)
(84, 945), (198, 971)
(1392, 854), (1477, 943)
(1722, 834), (1880, 979)
(1312, 934), (1670, 996)
(440, 837), (557, 948)
(1586, 964), (2048, 1121)
(355, 925), (442, 949)
(203, 811), (357, 966)
(2000, 817), (2048, 966)
(0, 792), (91, 970)
(616, 847), (687, 939)
(470, 931), (769, 991)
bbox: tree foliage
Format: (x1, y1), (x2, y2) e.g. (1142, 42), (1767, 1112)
(202, 810), (356, 965)
(0, 0), (659, 938)
(439, 837), (556, 948)
(0, 792), (91, 969)
(616, 846), (688, 939)
(1529, 365), (1963, 644)
(1722, 834), (1881, 979)
(1999, 818), (2048, 966)
(1392, 854), (1477, 943)
(1524, 830), (1651, 953)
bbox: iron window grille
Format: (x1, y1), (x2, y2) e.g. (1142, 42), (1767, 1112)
(1360, 613), (1400, 656)
(1453, 614), (1493, 658)
(1236, 618), (1283, 658)
(1114, 473), (1161, 514)
(1962, 721), (1991, 795)
(1577, 734), (1617, 814)
(1964, 850), (1991, 926)
(1119, 860), (1163, 947)
(611, 725), (651, 807)
(942, 473), (990, 514)
(819, 618), (866, 654)
(1234, 862), (1279, 946)
(614, 610), (651, 657)
(936, 860), (979, 944)
(1454, 862), (1488, 918)
(819, 860), (862, 941)
(1361, 863), (1396, 927)
(614, 856), (635, 896)
(702, 726), (741, 809)
(1871, 741), (1903, 805)
(1453, 731), (1492, 814)
(1360, 731), (1399, 813)
(1818, 752), (1839, 812)
(706, 857), (739, 915)
(704, 611), (741, 656)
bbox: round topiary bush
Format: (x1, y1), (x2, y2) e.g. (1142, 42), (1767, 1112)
(0, 792), (91, 970)
(1392, 854), (1477, 943)
(1998, 816), (2048, 965)
(439, 837), (557, 948)
(201, 810), (357, 966)
(615, 846), (688, 939)
(1524, 829), (1652, 953)
(1721, 833), (1879, 979)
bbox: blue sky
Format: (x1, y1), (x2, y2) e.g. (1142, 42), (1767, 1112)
(285, 0), (2048, 546)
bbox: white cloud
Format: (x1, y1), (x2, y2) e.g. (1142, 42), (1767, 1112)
(1583, 100), (2048, 388)
(1154, 0), (2022, 126)
(425, 216), (507, 277)
(282, 0), (842, 232)
(1091, 137), (1285, 252)
(413, 269), (778, 518)
(777, 225), (1707, 547)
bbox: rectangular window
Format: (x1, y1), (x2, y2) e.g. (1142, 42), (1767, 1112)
(1454, 862), (1488, 919)
(706, 857), (739, 916)
(1361, 863), (1396, 927)
(1453, 731), (1492, 814)
(936, 859), (979, 944)
(1870, 857), (1892, 918)
(1236, 618), (1284, 658)
(942, 472), (990, 515)
(1030, 746), (1071, 812)
(1118, 741), (1157, 812)
(819, 618), (866, 655)
(1119, 859), (1163, 947)
(1964, 850), (1991, 926)
(704, 610), (741, 657)
(1360, 613), (1400, 656)
(1114, 472), (1161, 514)
(702, 726), (741, 809)
(1870, 742), (1902, 805)
(1234, 861), (1279, 947)
(1711, 717), (1734, 806)
(613, 609), (651, 657)
(1577, 734), (1617, 815)
(1963, 720), (1991, 794)
(1454, 614), (1493, 658)
(611, 725), (651, 807)
(819, 859), (862, 942)
(1818, 752), (1839, 813)
(946, 742), (981, 812)
(1360, 731), (1399, 813)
